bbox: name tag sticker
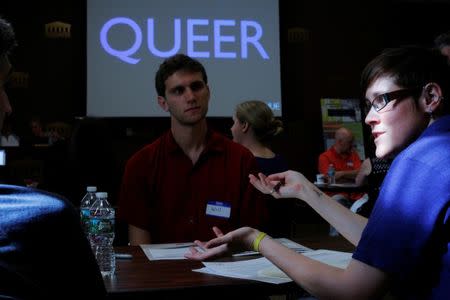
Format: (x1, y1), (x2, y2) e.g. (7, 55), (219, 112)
(206, 201), (231, 219)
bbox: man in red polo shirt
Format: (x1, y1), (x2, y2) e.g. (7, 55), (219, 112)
(318, 127), (363, 203)
(118, 54), (268, 244)
(318, 127), (363, 236)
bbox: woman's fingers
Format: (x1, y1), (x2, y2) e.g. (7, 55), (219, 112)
(212, 226), (224, 237)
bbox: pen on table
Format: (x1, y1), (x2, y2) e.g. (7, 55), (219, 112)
(115, 253), (133, 259)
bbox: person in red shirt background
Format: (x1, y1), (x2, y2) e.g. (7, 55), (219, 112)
(318, 127), (363, 235)
(318, 127), (362, 184)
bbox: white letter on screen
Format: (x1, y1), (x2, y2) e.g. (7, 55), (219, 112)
(100, 17), (142, 64)
(214, 20), (236, 59)
(187, 19), (210, 58)
(147, 18), (181, 58)
(240, 20), (269, 59)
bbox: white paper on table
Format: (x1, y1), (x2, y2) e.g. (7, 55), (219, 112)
(304, 249), (352, 269)
(140, 242), (201, 260)
(195, 257), (292, 284)
(193, 249), (353, 284)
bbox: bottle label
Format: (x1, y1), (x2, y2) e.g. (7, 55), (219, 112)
(81, 208), (90, 218)
(90, 218), (115, 234)
(80, 209), (90, 230)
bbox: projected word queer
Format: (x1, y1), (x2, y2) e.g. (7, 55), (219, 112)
(100, 17), (270, 64)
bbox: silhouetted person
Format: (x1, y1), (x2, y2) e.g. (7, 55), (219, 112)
(0, 17), (106, 299)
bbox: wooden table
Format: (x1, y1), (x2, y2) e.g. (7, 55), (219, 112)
(105, 246), (301, 299)
(105, 236), (355, 299)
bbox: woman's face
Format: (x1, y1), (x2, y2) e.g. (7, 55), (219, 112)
(230, 114), (244, 143)
(364, 76), (428, 158)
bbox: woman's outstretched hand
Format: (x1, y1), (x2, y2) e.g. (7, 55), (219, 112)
(249, 170), (313, 200)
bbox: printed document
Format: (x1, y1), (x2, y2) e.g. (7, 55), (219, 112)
(193, 249), (352, 284)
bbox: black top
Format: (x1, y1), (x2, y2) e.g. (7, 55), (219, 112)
(255, 154), (289, 176)
(0, 185), (106, 299)
(256, 154), (291, 237)
(357, 157), (392, 218)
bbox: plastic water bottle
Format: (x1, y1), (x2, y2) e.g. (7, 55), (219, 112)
(89, 192), (115, 277)
(80, 186), (97, 235)
(327, 164), (336, 184)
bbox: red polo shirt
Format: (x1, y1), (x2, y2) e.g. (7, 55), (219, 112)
(118, 130), (268, 243)
(318, 146), (362, 201)
(318, 146), (362, 175)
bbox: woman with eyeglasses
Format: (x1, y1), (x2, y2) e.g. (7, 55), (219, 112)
(186, 46), (450, 299)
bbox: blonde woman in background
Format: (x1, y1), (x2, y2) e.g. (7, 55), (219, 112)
(231, 100), (288, 176)
(231, 100), (291, 237)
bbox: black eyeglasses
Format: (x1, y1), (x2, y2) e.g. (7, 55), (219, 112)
(365, 87), (422, 113)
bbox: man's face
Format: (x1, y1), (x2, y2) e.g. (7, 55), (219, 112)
(338, 137), (354, 155)
(0, 56), (13, 131)
(31, 121), (43, 136)
(158, 70), (210, 126)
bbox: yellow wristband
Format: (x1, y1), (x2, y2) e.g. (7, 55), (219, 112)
(252, 232), (267, 252)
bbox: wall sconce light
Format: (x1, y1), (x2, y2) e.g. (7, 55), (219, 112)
(288, 27), (311, 44)
(9, 71), (29, 89)
(45, 21), (71, 39)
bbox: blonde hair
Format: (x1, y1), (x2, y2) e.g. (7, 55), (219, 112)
(235, 100), (283, 145)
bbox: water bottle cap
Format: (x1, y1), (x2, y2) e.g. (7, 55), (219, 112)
(95, 192), (108, 198)
(87, 186), (97, 192)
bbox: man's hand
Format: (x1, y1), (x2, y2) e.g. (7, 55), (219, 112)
(185, 226), (259, 261)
